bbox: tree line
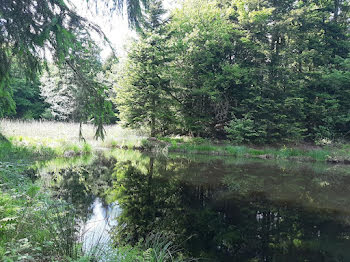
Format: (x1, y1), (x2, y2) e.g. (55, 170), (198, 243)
(2, 0), (349, 144)
(117, 0), (350, 144)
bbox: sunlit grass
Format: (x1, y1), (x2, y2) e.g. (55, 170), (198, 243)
(1, 120), (349, 163)
(0, 119), (145, 152)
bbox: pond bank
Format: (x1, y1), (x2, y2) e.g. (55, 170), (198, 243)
(4, 120), (348, 165)
(125, 137), (350, 165)
(6, 131), (350, 165)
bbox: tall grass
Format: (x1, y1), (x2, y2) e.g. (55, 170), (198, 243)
(0, 119), (145, 153)
(0, 138), (56, 161)
(77, 232), (190, 262)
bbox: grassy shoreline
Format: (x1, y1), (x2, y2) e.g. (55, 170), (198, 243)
(8, 135), (350, 165)
(1, 119), (349, 164)
(138, 137), (350, 164)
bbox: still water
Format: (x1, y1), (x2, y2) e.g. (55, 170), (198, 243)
(44, 150), (350, 261)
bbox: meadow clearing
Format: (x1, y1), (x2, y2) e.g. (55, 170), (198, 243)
(0, 119), (145, 155)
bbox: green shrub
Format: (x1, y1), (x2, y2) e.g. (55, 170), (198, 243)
(306, 149), (330, 161)
(225, 115), (265, 144)
(189, 137), (208, 145)
(224, 146), (248, 156)
(248, 149), (265, 156)
(82, 143), (92, 155)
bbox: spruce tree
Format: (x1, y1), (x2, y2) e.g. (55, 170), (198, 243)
(116, 0), (177, 136)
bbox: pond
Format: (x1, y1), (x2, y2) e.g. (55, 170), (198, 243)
(40, 150), (350, 261)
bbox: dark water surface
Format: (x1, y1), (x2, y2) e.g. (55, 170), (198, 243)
(44, 151), (350, 261)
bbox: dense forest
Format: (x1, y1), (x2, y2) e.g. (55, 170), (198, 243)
(117, 0), (350, 143)
(1, 0), (350, 144)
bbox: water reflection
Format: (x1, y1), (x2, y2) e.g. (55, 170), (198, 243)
(81, 199), (120, 251)
(46, 151), (350, 261)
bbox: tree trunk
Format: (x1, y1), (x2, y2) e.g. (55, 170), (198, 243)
(78, 122), (86, 142)
(0, 132), (8, 142)
(150, 97), (156, 137)
(334, 0), (340, 22)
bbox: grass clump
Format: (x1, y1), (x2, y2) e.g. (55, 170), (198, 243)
(92, 233), (190, 262)
(175, 143), (217, 152)
(0, 138), (56, 160)
(82, 237), (188, 262)
(8, 136), (93, 158)
(223, 145), (247, 156)
(82, 143), (92, 155)
(306, 149), (331, 162)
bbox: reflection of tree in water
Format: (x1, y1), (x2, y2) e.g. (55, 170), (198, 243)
(110, 157), (181, 245)
(110, 156), (350, 261)
(49, 154), (117, 222)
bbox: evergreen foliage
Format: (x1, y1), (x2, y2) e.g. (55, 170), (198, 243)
(116, 0), (350, 143)
(40, 39), (116, 140)
(4, 61), (48, 119)
(0, 0), (147, 139)
(116, 0), (177, 137)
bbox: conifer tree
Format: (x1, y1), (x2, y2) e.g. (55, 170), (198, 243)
(0, 0), (147, 138)
(116, 0), (177, 136)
